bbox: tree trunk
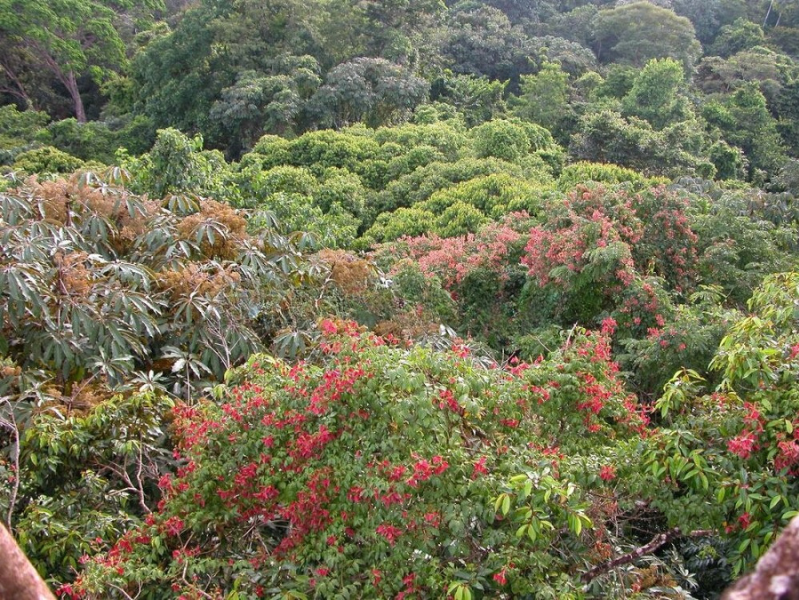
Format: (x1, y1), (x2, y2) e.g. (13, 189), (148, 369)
(0, 523), (56, 600)
(722, 514), (799, 599)
(65, 70), (87, 123)
(28, 40), (87, 123)
(764, 0), (774, 27)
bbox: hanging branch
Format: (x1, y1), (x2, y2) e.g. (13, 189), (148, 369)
(0, 399), (20, 529)
(581, 527), (715, 583)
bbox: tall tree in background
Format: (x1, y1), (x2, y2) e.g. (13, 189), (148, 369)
(590, 1), (702, 70)
(0, 0), (153, 121)
(513, 61), (572, 140)
(621, 58), (692, 129)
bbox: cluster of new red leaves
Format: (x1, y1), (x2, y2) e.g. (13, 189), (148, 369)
(66, 317), (657, 599)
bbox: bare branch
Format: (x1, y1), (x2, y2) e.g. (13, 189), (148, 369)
(581, 527), (715, 583)
(135, 437), (150, 513)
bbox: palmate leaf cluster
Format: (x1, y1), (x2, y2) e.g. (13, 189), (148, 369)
(0, 169), (306, 408)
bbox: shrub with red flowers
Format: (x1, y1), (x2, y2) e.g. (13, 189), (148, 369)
(618, 285), (740, 399)
(71, 320), (655, 599)
(382, 216), (530, 291)
(375, 216), (532, 343)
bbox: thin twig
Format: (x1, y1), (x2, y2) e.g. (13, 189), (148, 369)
(107, 582), (138, 600)
(134, 438), (150, 513)
(0, 399), (20, 530)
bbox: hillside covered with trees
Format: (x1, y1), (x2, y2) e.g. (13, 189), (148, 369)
(1, 0), (799, 598)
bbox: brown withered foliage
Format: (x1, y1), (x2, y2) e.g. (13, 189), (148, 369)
(156, 262), (242, 301)
(176, 200), (248, 260)
(374, 308), (440, 343)
(317, 249), (375, 296)
(635, 565), (678, 593)
(53, 251), (92, 297)
(34, 380), (116, 416)
(28, 175), (159, 254)
(0, 364), (21, 379)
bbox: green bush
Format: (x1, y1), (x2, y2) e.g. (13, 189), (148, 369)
(12, 146), (85, 174)
(39, 118), (117, 164)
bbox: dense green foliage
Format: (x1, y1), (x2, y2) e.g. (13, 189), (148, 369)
(2, 1), (799, 598)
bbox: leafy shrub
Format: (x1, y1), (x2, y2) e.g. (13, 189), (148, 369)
(121, 128), (232, 199)
(315, 168), (368, 217)
(40, 119), (118, 164)
(691, 189), (797, 304)
(472, 119), (532, 163)
(0, 105), (49, 165)
(253, 165), (317, 198)
(0, 171), (307, 402)
(364, 206), (436, 243)
(255, 128), (382, 178)
(472, 119), (560, 165)
(253, 193), (360, 248)
(419, 173), (547, 218)
(435, 201), (489, 238)
(557, 161), (656, 192)
(12, 146), (85, 174)
(644, 273), (799, 577)
(375, 157), (531, 216)
(619, 286), (739, 399)
(4, 392), (174, 582)
(373, 121), (468, 161)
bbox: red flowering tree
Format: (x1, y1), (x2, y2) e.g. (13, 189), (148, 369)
(521, 185), (700, 324)
(383, 216), (529, 291)
(28, 272), (799, 598)
(375, 216), (532, 342)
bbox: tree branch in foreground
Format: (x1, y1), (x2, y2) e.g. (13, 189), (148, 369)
(0, 522), (56, 600)
(582, 527), (715, 583)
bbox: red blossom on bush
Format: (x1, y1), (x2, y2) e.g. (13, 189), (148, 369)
(775, 440), (799, 472)
(728, 431), (758, 459)
(407, 455), (449, 487)
(599, 465), (616, 481)
(600, 317), (617, 336)
(376, 523), (404, 546)
(471, 457), (489, 479)
(387, 218), (525, 290)
(738, 512), (751, 530)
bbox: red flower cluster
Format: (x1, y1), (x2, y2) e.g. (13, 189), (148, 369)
(599, 465), (616, 481)
(406, 455), (449, 488)
(775, 440), (799, 472)
(376, 523), (404, 545)
(727, 431), (758, 459)
(471, 457), (489, 479)
(397, 220), (523, 290)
